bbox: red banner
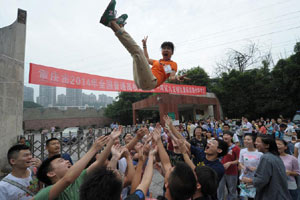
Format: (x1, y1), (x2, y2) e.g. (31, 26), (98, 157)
(29, 63), (206, 95)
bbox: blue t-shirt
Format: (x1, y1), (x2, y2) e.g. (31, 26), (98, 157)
(124, 189), (145, 200)
(191, 145), (225, 182)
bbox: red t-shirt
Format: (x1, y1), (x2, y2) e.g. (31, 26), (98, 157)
(151, 59), (177, 87)
(221, 145), (240, 175)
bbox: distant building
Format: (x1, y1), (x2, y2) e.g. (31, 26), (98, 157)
(66, 88), (82, 106)
(57, 94), (67, 105)
(37, 85), (56, 107)
(98, 94), (114, 106)
(83, 93), (97, 105)
(24, 86), (34, 102)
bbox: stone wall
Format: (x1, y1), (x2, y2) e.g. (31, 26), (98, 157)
(23, 107), (112, 130)
(0, 9), (26, 173)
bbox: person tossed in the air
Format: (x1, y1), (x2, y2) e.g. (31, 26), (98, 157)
(100, 0), (188, 90)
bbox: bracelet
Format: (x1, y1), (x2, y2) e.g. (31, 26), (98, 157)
(143, 45), (147, 48)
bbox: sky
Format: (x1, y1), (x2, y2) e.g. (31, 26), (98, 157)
(1, 0), (300, 101)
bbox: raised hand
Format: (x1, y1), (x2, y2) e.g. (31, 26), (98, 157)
(92, 135), (109, 151)
(110, 126), (123, 140)
(152, 128), (161, 142)
(111, 144), (125, 160)
(163, 115), (172, 127)
(142, 36), (148, 46)
(122, 147), (130, 158)
(176, 74), (190, 82)
(136, 127), (147, 139)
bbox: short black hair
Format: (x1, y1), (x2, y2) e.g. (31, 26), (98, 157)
(80, 167), (122, 200)
(46, 138), (60, 146)
(280, 124), (287, 129)
(195, 166), (218, 196)
(223, 130), (233, 137)
(37, 154), (61, 185)
(216, 139), (228, 157)
(161, 41), (175, 53)
(193, 126), (203, 137)
(168, 162), (197, 200)
(7, 144), (30, 166)
(223, 124), (230, 128)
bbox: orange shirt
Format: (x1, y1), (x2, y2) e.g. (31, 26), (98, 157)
(151, 59), (177, 87)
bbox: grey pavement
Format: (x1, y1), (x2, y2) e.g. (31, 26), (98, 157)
(150, 169), (164, 198)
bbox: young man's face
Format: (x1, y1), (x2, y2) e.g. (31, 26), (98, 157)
(194, 128), (202, 137)
(223, 134), (232, 144)
(50, 158), (72, 180)
(204, 140), (220, 156)
(161, 46), (173, 60)
(124, 134), (133, 144)
(46, 140), (61, 155)
(10, 149), (33, 169)
(223, 125), (230, 131)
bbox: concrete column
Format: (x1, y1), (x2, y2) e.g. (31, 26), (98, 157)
(0, 9), (26, 174)
(132, 108), (137, 125)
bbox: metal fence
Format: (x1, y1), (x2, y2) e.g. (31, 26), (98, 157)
(19, 125), (139, 162)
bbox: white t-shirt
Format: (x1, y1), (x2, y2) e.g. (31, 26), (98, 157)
(0, 169), (36, 200)
(243, 122), (253, 134)
(295, 142), (300, 167)
(239, 148), (263, 180)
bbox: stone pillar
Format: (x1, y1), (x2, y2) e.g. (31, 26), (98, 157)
(0, 9), (26, 174)
(132, 108), (137, 125)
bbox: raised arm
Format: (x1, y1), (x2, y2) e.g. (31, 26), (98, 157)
(153, 127), (172, 172)
(126, 128), (146, 151)
(87, 126), (123, 173)
(178, 139), (195, 169)
(48, 135), (108, 200)
(136, 145), (157, 196)
(130, 144), (146, 194)
(142, 36), (153, 65)
(123, 148), (135, 187)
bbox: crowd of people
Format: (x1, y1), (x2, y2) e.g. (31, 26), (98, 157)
(0, 115), (299, 200)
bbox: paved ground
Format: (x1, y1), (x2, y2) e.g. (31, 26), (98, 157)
(149, 169), (164, 198)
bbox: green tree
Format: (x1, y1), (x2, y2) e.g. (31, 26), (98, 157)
(104, 92), (153, 125)
(177, 66), (211, 88)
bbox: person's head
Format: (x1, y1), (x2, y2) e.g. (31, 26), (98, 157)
(255, 134), (279, 155)
(277, 118), (282, 124)
(165, 162), (197, 200)
(195, 166), (218, 197)
(205, 139), (228, 158)
(243, 133), (256, 148)
(222, 131), (233, 145)
(243, 117), (248, 123)
(161, 41), (174, 60)
(258, 121), (264, 127)
(37, 154), (72, 185)
(279, 123), (287, 131)
(123, 132), (133, 144)
(7, 144), (32, 169)
(18, 136), (26, 145)
(275, 139), (288, 154)
(194, 126), (203, 138)
(206, 131), (212, 139)
(223, 124), (230, 131)
(46, 138), (61, 155)
(80, 167), (123, 200)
